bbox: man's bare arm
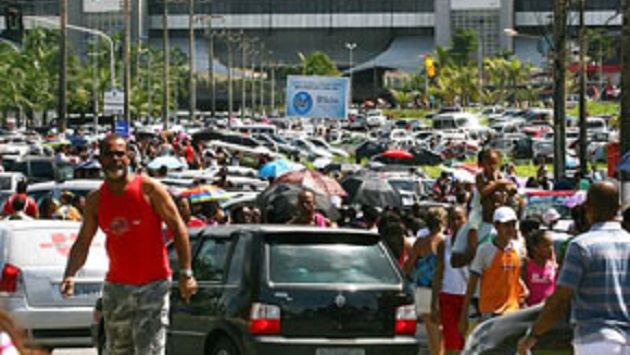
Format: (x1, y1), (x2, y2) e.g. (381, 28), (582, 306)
(61, 191), (100, 296)
(144, 177), (191, 271)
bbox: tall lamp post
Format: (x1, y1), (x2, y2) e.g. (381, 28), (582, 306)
(188, 0), (196, 122)
(345, 42), (357, 105)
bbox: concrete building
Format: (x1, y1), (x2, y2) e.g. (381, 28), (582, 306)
(5, 0), (622, 106)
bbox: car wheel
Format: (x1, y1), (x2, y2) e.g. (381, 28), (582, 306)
(210, 337), (240, 355)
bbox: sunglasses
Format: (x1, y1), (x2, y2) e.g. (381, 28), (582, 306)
(103, 151), (127, 158)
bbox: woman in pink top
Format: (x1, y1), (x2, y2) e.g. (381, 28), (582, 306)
(524, 230), (557, 306)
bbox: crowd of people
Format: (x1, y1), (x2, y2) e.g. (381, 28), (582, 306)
(2, 131), (630, 354)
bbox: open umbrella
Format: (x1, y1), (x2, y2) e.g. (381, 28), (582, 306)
(43, 139), (71, 147)
(148, 156), (185, 170)
(180, 185), (233, 204)
(341, 172), (401, 208)
(381, 149), (414, 160)
(256, 183), (339, 222)
(274, 169), (346, 196)
(258, 159), (304, 179)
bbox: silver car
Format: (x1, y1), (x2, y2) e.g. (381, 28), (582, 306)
(0, 220), (108, 349)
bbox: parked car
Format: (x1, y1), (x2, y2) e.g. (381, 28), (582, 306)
(463, 304), (572, 354)
(0, 220), (108, 349)
(307, 137), (349, 158)
(93, 225), (420, 355)
(0, 172), (26, 192)
(5, 156), (74, 183)
(26, 179), (102, 210)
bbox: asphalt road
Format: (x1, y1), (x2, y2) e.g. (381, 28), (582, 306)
(51, 326), (428, 355)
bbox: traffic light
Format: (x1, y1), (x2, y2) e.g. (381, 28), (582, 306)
(425, 56), (435, 78)
(4, 5), (23, 43)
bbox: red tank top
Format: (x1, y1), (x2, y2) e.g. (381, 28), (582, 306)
(98, 175), (170, 284)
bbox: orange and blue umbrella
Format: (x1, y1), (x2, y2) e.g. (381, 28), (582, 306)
(179, 185), (233, 204)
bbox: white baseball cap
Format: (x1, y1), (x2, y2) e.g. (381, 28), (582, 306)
(493, 206), (518, 223)
(543, 208), (561, 225)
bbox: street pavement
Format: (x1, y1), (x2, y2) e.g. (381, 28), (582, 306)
(51, 326), (428, 355)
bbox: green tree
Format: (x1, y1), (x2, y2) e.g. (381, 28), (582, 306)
(450, 29), (479, 67)
(297, 51), (340, 76)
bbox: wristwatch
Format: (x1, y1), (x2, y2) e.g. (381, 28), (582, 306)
(180, 268), (193, 279)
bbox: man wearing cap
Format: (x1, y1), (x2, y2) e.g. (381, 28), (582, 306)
(459, 206), (528, 334)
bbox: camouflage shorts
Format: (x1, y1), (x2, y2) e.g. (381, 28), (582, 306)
(102, 279), (170, 355)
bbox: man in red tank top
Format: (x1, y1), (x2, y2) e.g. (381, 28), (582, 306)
(60, 135), (197, 355)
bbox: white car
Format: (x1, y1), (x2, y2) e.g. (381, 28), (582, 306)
(290, 138), (334, 160)
(307, 138), (349, 158)
(0, 220), (108, 348)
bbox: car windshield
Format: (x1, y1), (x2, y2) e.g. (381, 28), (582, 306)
(388, 179), (417, 194)
(267, 240), (400, 285)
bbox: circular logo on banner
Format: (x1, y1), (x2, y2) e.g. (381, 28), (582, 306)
(292, 91), (313, 115)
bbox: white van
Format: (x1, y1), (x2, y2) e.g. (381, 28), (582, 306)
(0, 220), (108, 348)
(587, 117), (607, 134)
(234, 124), (277, 137)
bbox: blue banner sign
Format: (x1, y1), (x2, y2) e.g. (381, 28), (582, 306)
(285, 75), (349, 119)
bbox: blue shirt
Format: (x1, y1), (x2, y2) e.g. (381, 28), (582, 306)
(557, 221), (630, 345)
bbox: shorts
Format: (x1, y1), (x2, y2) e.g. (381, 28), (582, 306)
(102, 279), (170, 355)
(439, 292), (465, 351)
(415, 287), (433, 315)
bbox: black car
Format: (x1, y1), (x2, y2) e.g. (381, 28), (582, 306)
(94, 225), (420, 355)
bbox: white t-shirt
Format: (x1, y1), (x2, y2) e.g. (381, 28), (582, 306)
(442, 235), (469, 295)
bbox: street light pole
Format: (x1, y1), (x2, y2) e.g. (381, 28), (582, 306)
(251, 50), (257, 115)
(162, 0), (170, 130)
(345, 42), (356, 106)
(227, 30), (234, 119)
(58, 0), (67, 134)
(578, 0), (588, 177)
(269, 52), (275, 113)
(123, 0), (131, 125)
(552, 0), (568, 182)
(240, 31), (246, 119)
(188, 0), (196, 123)
(259, 45), (265, 116)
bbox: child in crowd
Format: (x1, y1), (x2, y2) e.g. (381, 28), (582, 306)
(432, 206), (470, 354)
(523, 230), (557, 306)
(458, 206), (528, 335)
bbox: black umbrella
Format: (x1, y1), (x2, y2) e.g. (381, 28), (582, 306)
(256, 183), (340, 223)
(341, 173), (402, 208)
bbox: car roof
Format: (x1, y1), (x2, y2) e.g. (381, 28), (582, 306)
(0, 219), (81, 232)
(193, 225), (378, 238)
(27, 179), (103, 191)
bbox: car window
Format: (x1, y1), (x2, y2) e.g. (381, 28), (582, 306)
(31, 161), (53, 178)
(0, 177), (12, 191)
(11, 161), (27, 175)
(193, 238), (233, 282)
(267, 241), (400, 285)
(168, 237), (199, 276)
(226, 236), (245, 285)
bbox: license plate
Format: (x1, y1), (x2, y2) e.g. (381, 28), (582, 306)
(55, 283), (102, 298)
(316, 349), (365, 355)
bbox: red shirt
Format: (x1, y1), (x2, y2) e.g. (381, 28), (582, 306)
(2, 193), (38, 218)
(184, 145), (196, 165)
(98, 175), (170, 284)
(166, 217), (205, 241)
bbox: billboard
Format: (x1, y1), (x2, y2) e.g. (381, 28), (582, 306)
(285, 75), (349, 119)
(83, 0), (122, 13)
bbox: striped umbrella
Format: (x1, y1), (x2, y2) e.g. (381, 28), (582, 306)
(179, 185), (233, 204)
